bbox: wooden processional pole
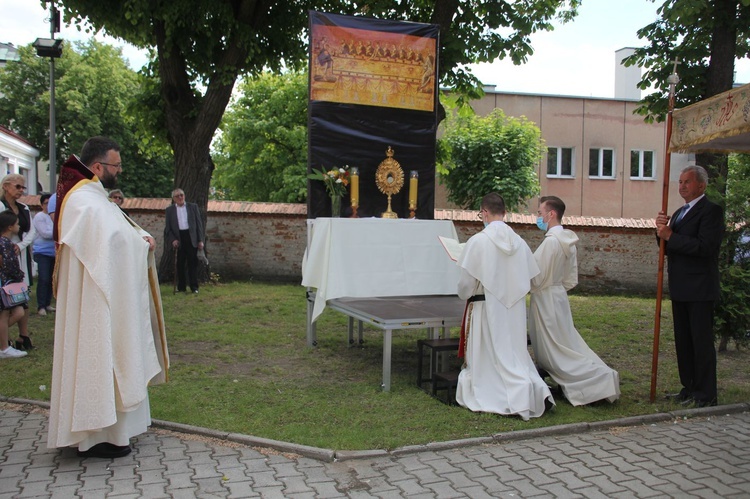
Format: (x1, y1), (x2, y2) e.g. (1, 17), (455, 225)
(650, 59), (680, 403)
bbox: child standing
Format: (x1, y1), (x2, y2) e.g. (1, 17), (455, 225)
(0, 210), (28, 359)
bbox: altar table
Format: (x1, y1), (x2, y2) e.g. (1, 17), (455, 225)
(301, 218), (462, 391)
(302, 218), (460, 322)
(327, 295), (465, 391)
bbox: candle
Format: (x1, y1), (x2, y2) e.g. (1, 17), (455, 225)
(350, 167), (359, 208)
(408, 170), (418, 209)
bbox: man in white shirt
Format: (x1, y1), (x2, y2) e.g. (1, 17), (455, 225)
(164, 188), (205, 293)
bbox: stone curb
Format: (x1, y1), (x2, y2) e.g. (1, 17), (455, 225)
(3, 397), (749, 463)
(148, 419), (337, 462)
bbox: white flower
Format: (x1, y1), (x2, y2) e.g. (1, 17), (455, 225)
(339, 167), (346, 173)
(336, 178), (342, 183)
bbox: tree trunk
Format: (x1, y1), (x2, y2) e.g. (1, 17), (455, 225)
(696, 0), (737, 188)
(705, 0), (737, 100)
(153, 17), (241, 279)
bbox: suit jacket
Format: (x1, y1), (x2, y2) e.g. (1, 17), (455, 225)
(165, 202), (204, 248)
(665, 196), (724, 302)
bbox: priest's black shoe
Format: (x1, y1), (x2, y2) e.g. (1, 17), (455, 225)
(77, 442), (132, 458)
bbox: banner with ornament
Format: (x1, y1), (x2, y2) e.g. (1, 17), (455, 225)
(669, 82), (750, 154)
(307, 11), (440, 219)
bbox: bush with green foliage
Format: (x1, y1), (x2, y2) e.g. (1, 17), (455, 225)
(0, 40), (173, 197)
(213, 72), (308, 202)
(712, 153), (750, 351)
(438, 108), (543, 211)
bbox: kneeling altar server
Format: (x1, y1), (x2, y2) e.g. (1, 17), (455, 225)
(456, 193), (554, 420)
(528, 196), (619, 406)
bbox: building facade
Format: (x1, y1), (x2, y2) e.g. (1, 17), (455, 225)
(0, 126), (39, 190)
(436, 48), (692, 219)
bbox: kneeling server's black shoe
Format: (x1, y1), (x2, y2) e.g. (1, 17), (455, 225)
(77, 442), (132, 458)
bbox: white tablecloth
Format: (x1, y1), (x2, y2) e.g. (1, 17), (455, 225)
(302, 218), (460, 322)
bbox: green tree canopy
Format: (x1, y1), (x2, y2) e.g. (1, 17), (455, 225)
(54, 0), (580, 209)
(0, 39), (173, 197)
(213, 72), (308, 203)
(711, 153), (750, 350)
(438, 108), (543, 212)
(625, 0), (750, 123)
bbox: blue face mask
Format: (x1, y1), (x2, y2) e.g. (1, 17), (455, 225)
(536, 216), (548, 231)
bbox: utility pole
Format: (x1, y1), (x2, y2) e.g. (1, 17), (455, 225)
(33, 3), (62, 192)
(48, 3), (60, 191)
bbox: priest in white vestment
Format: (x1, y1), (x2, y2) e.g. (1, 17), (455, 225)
(456, 193), (554, 420)
(47, 137), (169, 458)
(528, 196), (619, 406)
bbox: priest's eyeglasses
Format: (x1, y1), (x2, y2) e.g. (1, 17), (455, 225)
(100, 162), (122, 170)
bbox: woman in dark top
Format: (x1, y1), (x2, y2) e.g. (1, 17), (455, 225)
(0, 174), (35, 350)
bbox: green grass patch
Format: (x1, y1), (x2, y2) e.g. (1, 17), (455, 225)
(2, 282), (748, 450)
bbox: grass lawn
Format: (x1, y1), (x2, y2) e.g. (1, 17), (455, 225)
(1, 281), (748, 450)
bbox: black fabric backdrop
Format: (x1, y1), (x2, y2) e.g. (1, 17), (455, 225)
(307, 11), (440, 219)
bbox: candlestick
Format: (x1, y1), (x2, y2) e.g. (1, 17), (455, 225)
(408, 170), (418, 218)
(350, 167), (359, 218)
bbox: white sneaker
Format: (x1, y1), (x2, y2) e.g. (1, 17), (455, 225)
(38, 308), (47, 316)
(0, 346), (28, 358)
(47, 305), (56, 312)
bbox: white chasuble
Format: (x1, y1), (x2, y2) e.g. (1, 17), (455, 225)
(529, 227), (619, 406)
(48, 179), (168, 450)
(455, 221), (553, 420)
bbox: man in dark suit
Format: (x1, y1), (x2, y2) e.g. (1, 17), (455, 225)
(656, 165), (724, 407)
(165, 188), (205, 293)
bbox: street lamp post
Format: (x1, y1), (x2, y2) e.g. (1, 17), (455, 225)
(32, 3), (62, 192)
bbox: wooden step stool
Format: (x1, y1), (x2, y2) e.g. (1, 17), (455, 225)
(416, 338), (460, 389)
(432, 370), (460, 405)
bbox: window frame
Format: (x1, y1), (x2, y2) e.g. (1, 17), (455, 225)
(629, 149), (656, 180)
(546, 146), (575, 178)
(588, 147), (616, 179)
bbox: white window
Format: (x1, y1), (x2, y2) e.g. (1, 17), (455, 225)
(546, 147), (574, 177)
(630, 150), (655, 179)
(589, 148), (615, 178)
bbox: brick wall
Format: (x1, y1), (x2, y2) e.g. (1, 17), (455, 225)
(128, 209), (309, 282)
(23, 193), (658, 293)
(453, 221), (658, 294)
(129, 205), (660, 294)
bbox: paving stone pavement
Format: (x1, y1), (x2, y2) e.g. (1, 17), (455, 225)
(2, 400), (750, 498)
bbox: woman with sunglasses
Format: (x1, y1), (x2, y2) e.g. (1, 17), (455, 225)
(0, 174), (36, 350)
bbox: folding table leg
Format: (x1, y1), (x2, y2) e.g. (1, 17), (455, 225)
(382, 329), (392, 391)
(306, 290), (317, 347)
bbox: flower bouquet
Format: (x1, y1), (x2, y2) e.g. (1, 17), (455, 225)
(308, 166), (350, 217)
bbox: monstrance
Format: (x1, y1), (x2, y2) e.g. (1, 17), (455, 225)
(375, 146), (404, 219)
